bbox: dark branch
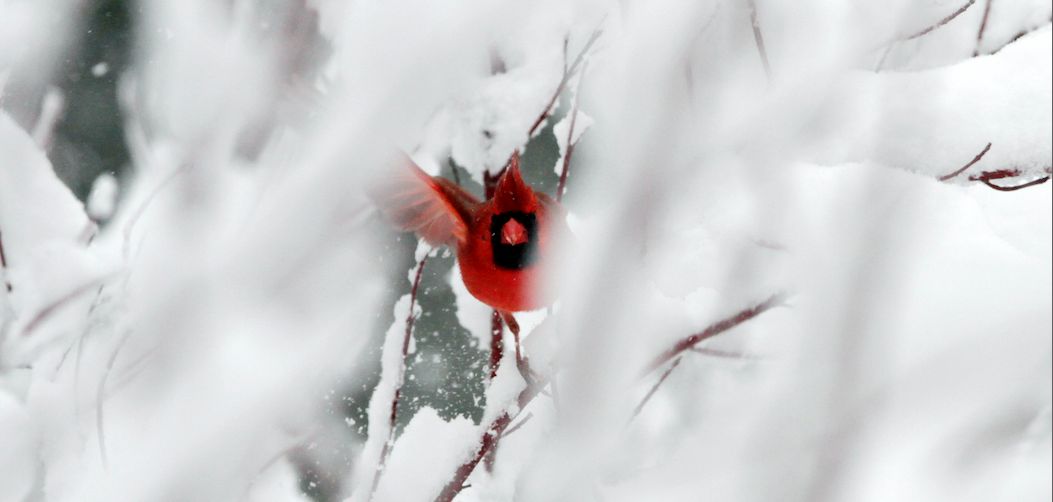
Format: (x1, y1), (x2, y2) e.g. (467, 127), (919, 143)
(0, 229), (10, 292)
(901, 0), (977, 41)
(939, 142), (992, 181)
(691, 346), (760, 360)
(526, 24), (604, 137)
(21, 274), (117, 337)
(503, 411), (534, 437)
(488, 310), (503, 379)
(980, 175), (1051, 191)
(439, 293), (786, 500)
(973, 0), (993, 56)
(990, 17), (1052, 54)
(369, 254), (429, 499)
(629, 357), (683, 423)
(643, 293), (786, 375)
(557, 62), (588, 202)
(746, 0), (772, 81)
(435, 376), (547, 502)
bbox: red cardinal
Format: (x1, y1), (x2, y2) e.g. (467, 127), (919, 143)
(373, 151), (565, 315)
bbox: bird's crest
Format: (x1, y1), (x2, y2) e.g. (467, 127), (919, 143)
(493, 151), (538, 213)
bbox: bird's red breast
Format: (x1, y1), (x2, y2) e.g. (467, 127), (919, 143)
(371, 151), (565, 312)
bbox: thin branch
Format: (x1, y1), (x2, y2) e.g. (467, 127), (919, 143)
(21, 273), (118, 337)
(527, 22), (604, 137)
(488, 310), (504, 379)
(436, 368), (550, 502)
(629, 357), (683, 424)
(746, 0), (772, 82)
(123, 165), (188, 260)
(939, 142), (992, 181)
(973, 0), (993, 56)
(990, 17), (1052, 54)
(0, 229), (11, 292)
(556, 61), (588, 202)
(438, 293), (786, 501)
(643, 293), (786, 375)
(368, 254), (429, 500)
(97, 330), (133, 470)
(939, 144), (1050, 191)
(691, 346), (761, 360)
(902, 0), (977, 41)
(980, 175), (1050, 191)
(503, 412), (534, 437)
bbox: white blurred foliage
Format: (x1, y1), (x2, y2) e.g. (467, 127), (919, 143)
(1, 1), (1050, 502)
(87, 173), (119, 221)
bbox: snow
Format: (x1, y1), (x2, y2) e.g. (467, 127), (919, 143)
(371, 407), (478, 502)
(0, 390), (35, 502)
(1, 1), (1050, 501)
(90, 62), (109, 77)
(806, 27), (1053, 180)
(448, 263), (494, 350)
(87, 173), (119, 221)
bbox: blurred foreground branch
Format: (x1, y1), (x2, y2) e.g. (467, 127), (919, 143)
(437, 292), (786, 502)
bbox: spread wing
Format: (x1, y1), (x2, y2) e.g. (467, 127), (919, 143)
(371, 155), (481, 246)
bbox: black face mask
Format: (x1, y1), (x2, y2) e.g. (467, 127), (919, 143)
(490, 211), (538, 270)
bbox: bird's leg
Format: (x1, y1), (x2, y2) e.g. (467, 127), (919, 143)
(499, 311), (537, 385)
(489, 310), (503, 379)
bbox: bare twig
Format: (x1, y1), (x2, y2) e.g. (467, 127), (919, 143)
(0, 229), (11, 292)
(691, 346), (761, 360)
(980, 175), (1051, 191)
(435, 376), (546, 502)
(527, 23), (604, 137)
(746, 0), (772, 81)
(123, 165), (189, 260)
(629, 357), (683, 424)
(939, 144), (1050, 191)
(368, 254), (429, 500)
(643, 293), (786, 375)
(503, 412), (534, 437)
(973, 0), (993, 56)
(21, 273), (118, 338)
(902, 0), (977, 40)
(939, 142), (992, 181)
(488, 310), (504, 379)
(439, 293), (785, 501)
(556, 61), (588, 202)
(990, 16), (1052, 54)
(97, 330), (133, 470)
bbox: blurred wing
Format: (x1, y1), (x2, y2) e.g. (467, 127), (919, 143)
(372, 156), (480, 246)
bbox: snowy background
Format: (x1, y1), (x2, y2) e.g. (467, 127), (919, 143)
(1, 1), (1050, 501)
